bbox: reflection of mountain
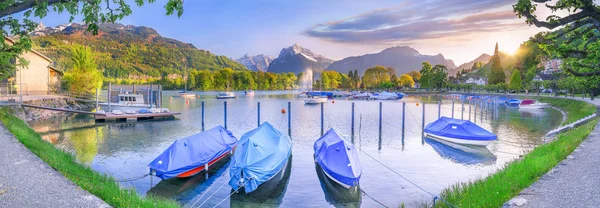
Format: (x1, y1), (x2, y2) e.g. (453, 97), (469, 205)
(229, 155), (292, 207)
(315, 163), (362, 207)
(147, 155), (232, 201)
(425, 137), (496, 165)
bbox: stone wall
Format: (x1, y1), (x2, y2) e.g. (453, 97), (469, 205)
(9, 98), (95, 121)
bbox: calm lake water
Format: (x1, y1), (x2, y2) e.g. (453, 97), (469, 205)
(28, 91), (562, 207)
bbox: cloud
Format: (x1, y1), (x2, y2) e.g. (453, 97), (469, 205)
(304, 0), (524, 44)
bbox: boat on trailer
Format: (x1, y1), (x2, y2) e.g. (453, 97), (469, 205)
(229, 122), (292, 194)
(518, 99), (547, 109)
(314, 128), (361, 191)
(148, 125), (238, 179)
(424, 117), (497, 146)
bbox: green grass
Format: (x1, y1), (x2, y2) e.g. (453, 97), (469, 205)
(437, 118), (598, 208)
(531, 97), (596, 124)
(0, 108), (179, 208)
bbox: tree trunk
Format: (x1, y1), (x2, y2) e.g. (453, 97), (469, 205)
(591, 90), (595, 100)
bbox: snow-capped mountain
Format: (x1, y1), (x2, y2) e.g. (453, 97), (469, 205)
(326, 46), (456, 75)
(267, 43), (334, 74)
(31, 22), (73, 36)
(236, 54), (273, 72)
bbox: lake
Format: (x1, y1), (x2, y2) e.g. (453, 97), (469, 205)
(28, 91), (562, 207)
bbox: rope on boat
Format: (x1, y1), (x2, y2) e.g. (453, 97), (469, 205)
(116, 173), (151, 182)
(360, 188), (389, 208)
(209, 178), (252, 208)
(187, 167), (230, 208)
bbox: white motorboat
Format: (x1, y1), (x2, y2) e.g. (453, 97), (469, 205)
(99, 93), (150, 111)
(178, 91), (196, 98)
(111, 110), (123, 115)
(304, 96), (328, 104)
(353, 92), (372, 99)
(375, 91), (398, 100)
(216, 92), (236, 99)
(518, 99), (547, 109)
(125, 110), (136, 114)
(245, 90), (255, 96)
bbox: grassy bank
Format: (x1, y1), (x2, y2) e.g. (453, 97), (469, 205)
(0, 108), (179, 208)
(436, 97), (598, 207)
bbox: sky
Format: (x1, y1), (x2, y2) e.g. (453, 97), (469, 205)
(25, 0), (565, 65)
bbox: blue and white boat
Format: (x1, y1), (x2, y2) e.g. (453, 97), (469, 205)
(424, 117), (497, 146)
(505, 99), (521, 107)
(314, 128), (362, 190)
(397, 92), (405, 99)
(229, 122), (292, 194)
(148, 126), (238, 180)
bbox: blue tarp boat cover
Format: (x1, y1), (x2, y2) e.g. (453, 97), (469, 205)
(229, 122), (292, 193)
(314, 128), (361, 188)
(424, 117), (497, 141)
(148, 126), (238, 180)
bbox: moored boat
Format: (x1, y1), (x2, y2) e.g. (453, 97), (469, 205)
(314, 128), (361, 190)
(375, 91), (399, 100)
(178, 91), (196, 98)
(99, 92), (150, 111)
(518, 99), (547, 109)
(505, 99), (521, 107)
(217, 92), (236, 99)
(148, 125), (238, 179)
(229, 122), (292, 194)
(304, 96), (328, 104)
(424, 137), (496, 165)
(424, 117), (497, 146)
(245, 90), (255, 96)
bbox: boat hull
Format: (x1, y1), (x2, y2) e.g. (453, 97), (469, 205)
(425, 132), (493, 146)
(99, 103), (150, 111)
(518, 104), (547, 109)
(315, 163), (361, 205)
(216, 96), (236, 99)
(176, 150), (232, 178)
(234, 155), (291, 196)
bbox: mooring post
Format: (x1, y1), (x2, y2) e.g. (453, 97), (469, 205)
(422, 102), (425, 130)
(108, 82), (112, 112)
(95, 88), (99, 110)
(437, 100), (441, 119)
(288, 102), (291, 137)
(351, 102), (355, 144)
(257, 102), (261, 127)
(402, 102), (406, 144)
(452, 100), (455, 118)
(469, 100), (472, 121)
(461, 99), (465, 120)
(224, 101), (228, 129)
(321, 102), (324, 136)
(149, 83), (153, 109)
(201, 101), (205, 131)
(378, 102), (382, 151)
(474, 100), (477, 123)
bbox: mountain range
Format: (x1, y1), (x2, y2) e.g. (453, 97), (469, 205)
(267, 43), (335, 74)
(235, 54), (273, 72)
(327, 46), (456, 76)
(451, 53), (491, 76)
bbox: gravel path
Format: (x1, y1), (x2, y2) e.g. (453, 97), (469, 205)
(504, 120), (600, 208)
(0, 123), (108, 208)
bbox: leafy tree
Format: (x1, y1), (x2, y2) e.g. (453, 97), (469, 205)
(531, 80), (543, 95)
(362, 65), (391, 88)
(431, 64), (448, 89)
(399, 74), (415, 88)
(0, 0), (184, 80)
(407, 70), (421, 82)
(509, 70), (523, 91)
(419, 62), (433, 88)
(488, 43), (506, 84)
(61, 46), (103, 95)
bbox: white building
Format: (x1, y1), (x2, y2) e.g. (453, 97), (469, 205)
(543, 58), (562, 74)
(465, 77), (487, 85)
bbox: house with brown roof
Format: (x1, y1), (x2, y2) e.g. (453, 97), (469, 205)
(0, 38), (62, 95)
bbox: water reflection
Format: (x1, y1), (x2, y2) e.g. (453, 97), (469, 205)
(424, 137), (496, 165)
(230, 156), (292, 207)
(315, 163), (362, 207)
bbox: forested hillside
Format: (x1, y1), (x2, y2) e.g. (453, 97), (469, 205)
(31, 23), (246, 79)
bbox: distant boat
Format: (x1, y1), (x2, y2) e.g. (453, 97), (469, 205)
(374, 91), (398, 100)
(314, 128), (361, 190)
(229, 122), (292, 194)
(148, 125), (238, 180)
(505, 99), (521, 107)
(99, 92), (150, 110)
(216, 92), (236, 99)
(178, 91), (196, 98)
(111, 110), (123, 115)
(424, 117), (497, 146)
(245, 90), (255, 96)
(518, 99), (547, 109)
(353, 92), (372, 99)
(304, 96), (328, 104)
(397, 92), (405, 99)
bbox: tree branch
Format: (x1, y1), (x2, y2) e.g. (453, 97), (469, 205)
(0, 0), (67, 18)
(521, 6), (594, 29)
(583, 35), (599, 50)
(566, 67), (600, 76)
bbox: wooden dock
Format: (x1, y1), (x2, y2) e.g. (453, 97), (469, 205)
(94, 112), (181, 121)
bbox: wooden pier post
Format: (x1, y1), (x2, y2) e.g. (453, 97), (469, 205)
(461, 99), (465, 120)
(108, 83), (112, 112)
(95, 88), (99, 110)
(288, 102), (291, 137)
(351, 102), (355, 144)
(321, 102), (324, 136)
(224, 101), (228, 129)
(201, 101), (205, 131)
(257, 102), (261, 127)
(402, 102), (406, 144)
(378, 102), (382, 151)
(469, 100), (472, 121)
(437, 101), (441, 119)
